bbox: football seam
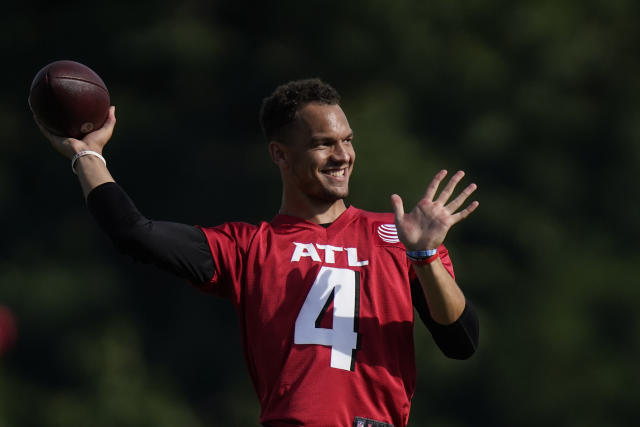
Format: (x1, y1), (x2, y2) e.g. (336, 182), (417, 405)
(51, 76), (109, 93)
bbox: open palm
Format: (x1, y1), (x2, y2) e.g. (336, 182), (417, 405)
(391, 170), (479, 251)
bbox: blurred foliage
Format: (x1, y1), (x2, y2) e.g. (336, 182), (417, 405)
(1, 0), (639, 425)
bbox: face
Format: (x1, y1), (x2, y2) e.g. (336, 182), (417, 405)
(274, 102), (355, 203)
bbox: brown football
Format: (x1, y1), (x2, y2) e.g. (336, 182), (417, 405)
(29, 60), (110, 138)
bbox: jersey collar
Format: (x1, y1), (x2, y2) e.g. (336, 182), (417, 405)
(271, 205), (360, 234)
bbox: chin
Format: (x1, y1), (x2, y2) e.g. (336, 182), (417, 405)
(303, 177), (350, 203)
(319, 187), (349, 202)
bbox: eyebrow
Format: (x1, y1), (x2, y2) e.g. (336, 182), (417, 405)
(310, 131), (354, 142)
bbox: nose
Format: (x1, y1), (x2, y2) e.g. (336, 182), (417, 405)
(331, 141), (351, 163)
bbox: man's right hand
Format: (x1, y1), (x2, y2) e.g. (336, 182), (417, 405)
(35, 106), (117, 198)
(35, 106), (116, 160)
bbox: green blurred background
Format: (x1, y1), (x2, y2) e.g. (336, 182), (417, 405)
(1, 0), (639, 425)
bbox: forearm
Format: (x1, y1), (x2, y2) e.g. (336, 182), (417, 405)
(411, 278), (479, 360)
(413, 258), (466, 325)
(74, 155), (115, 199)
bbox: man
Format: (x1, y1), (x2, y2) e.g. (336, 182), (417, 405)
(37, 79), (479, 427)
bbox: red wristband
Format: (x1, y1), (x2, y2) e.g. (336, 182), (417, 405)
(408, 253), (440, 266)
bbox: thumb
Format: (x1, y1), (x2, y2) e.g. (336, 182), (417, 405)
(390, 194), (405, 222)
(83, 105), (116, 147)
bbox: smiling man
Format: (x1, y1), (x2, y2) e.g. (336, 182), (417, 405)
(267, 99), (355, 222)
(37, 78), (479, 427)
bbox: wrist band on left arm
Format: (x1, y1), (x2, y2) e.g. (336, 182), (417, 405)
(407, 253), (440, 265)
(406, 249), (438, 258)
(407, 248), (439, 266)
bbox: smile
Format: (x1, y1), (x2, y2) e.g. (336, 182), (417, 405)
(322, 168), (346, 178)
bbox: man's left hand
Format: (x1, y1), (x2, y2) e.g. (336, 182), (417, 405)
(391, 169), (479, 251)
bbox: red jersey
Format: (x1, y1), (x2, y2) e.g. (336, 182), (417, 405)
(198, 206), (454, 427)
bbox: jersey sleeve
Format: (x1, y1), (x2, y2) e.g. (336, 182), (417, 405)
(437, 245), (455, 279)
(196, 222), (256, 302)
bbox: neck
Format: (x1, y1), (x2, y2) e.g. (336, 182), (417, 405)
(279, 195), (348, 224)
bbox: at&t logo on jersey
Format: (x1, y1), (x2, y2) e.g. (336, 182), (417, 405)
(376, 223), (400, 243)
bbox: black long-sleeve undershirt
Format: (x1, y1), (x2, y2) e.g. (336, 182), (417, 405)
(87, 182), (214, 284)
(87, 182), (478, 359)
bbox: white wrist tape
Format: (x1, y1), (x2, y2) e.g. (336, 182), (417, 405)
(71, 150), (106, 175)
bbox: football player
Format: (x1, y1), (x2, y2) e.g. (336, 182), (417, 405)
(36, 79), (479, 427)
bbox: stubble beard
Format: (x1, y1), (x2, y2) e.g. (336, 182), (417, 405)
(293, 166), (352, 205)
(313, 178), (350, 203)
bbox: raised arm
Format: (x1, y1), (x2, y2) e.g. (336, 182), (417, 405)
(391, 170), (479, 359)
(36, 106), (117, 198)
(391, 170), (478, 325)
(35, 107), (214, 284)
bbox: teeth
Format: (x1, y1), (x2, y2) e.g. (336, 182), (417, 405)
(326, 169), (345, 177)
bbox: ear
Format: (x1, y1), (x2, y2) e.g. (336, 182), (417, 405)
(269, 140), (289, 168)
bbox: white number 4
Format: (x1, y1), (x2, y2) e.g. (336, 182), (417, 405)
(294, 266), (360, 371)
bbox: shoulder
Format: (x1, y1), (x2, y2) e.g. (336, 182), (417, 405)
(199, 221), (259, 233)
(349, 207), (404, 247)
(197, 221), (260, 244)
(349, 206), (395, 223)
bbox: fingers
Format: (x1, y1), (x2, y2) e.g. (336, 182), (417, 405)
(423, 169), (479, 221)
(451, 200), (480, 223)
(435, 170), (465, 204)
(104, 105), (116, 128)
(83, 106), (116, 148)
(390, 194), (405, 222)
(445, 182), (477, 213)
(423, 169), (448, 201)
(87, 106), (116, 138)
(424, 169), (476, 207)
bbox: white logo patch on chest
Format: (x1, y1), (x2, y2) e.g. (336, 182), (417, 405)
(377, 224), (400, 243)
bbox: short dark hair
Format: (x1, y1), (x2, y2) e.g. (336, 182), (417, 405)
(259, 78), (341, 142)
